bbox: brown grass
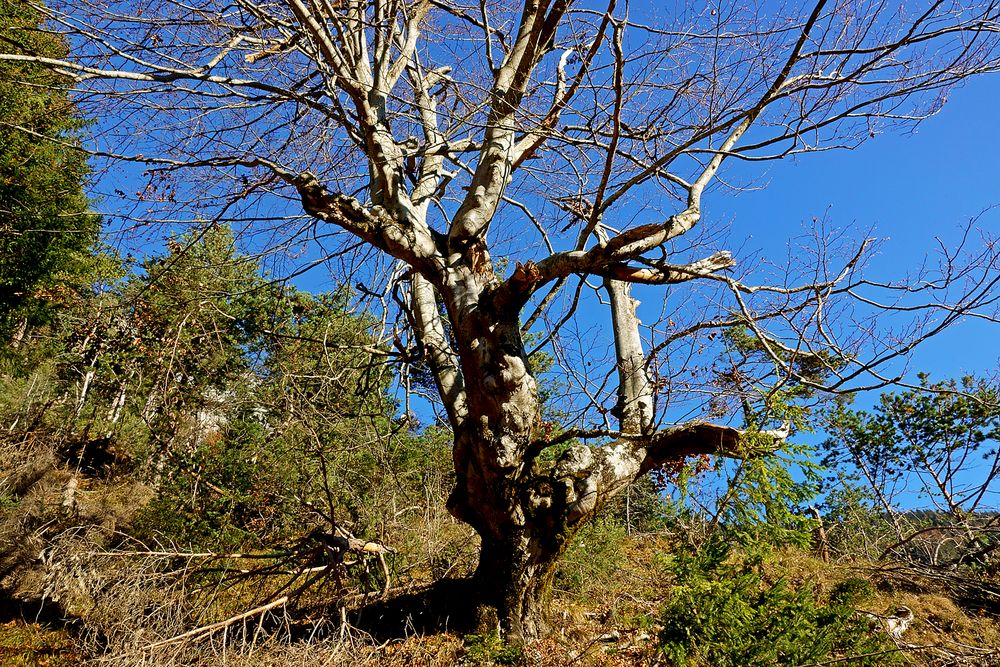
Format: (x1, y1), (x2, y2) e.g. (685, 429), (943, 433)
(3, 434), (997, 667)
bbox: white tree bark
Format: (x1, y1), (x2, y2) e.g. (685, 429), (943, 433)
(7, 0), (1000, 641)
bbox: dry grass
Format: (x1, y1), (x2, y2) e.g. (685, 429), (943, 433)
(3, 434), (997, 667)
(3, 533), (998, 666)
(755, 548), (1000, 666)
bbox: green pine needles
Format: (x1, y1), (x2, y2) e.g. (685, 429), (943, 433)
(0, 2), (100, 339)
(658, 539), (902, 666)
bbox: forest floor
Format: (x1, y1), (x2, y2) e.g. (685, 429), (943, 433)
(1, 531), (997, 667)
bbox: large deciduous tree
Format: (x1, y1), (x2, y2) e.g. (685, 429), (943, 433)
(5, 0), (1000, 639)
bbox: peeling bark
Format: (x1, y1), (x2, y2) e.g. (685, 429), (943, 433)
(412, 273), (467, 429)
(9, 0), (976, 644)
(606, 278), (653, 435)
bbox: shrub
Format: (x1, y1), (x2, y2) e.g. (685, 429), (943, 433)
(460, 631), (524, 666)
(658, 540), (900, 666)
(555, 518), (628, 600)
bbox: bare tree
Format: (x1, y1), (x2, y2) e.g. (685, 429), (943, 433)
(4, 0), (1000, 639)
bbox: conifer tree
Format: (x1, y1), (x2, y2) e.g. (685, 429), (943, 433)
(0, 2), (98, 342)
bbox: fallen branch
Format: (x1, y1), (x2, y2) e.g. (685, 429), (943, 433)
(143, 596), (288, 650)
(89, 550), (288, 559)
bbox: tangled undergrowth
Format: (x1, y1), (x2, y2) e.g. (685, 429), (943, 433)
(2, 442), (997, 667)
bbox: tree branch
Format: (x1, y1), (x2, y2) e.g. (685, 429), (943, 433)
(289, 171), (444, 276)
(411, 273), (468, 429)
(549, 422), (787, 521)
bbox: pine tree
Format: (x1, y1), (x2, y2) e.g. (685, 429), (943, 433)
(0, 2), (99, 342)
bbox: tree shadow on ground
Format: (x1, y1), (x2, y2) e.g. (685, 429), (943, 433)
(348, 577), (490, 641)
(0, 592), (73, 627)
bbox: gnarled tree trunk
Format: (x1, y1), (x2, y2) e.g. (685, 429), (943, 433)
(432, 271), (761, 640)
(16, 0), (990, 644)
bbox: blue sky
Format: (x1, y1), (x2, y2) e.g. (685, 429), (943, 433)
(689, 72), (1000, 511)
(85, 2), (1000, 408)
(708, 72), (1000, 385)
(71, 2), (999, 510)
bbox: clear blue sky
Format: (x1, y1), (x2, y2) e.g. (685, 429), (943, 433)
(696, 72), (1000, 511)
(709, 73), (1000, 385)
(91, 14), (1000, 398)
